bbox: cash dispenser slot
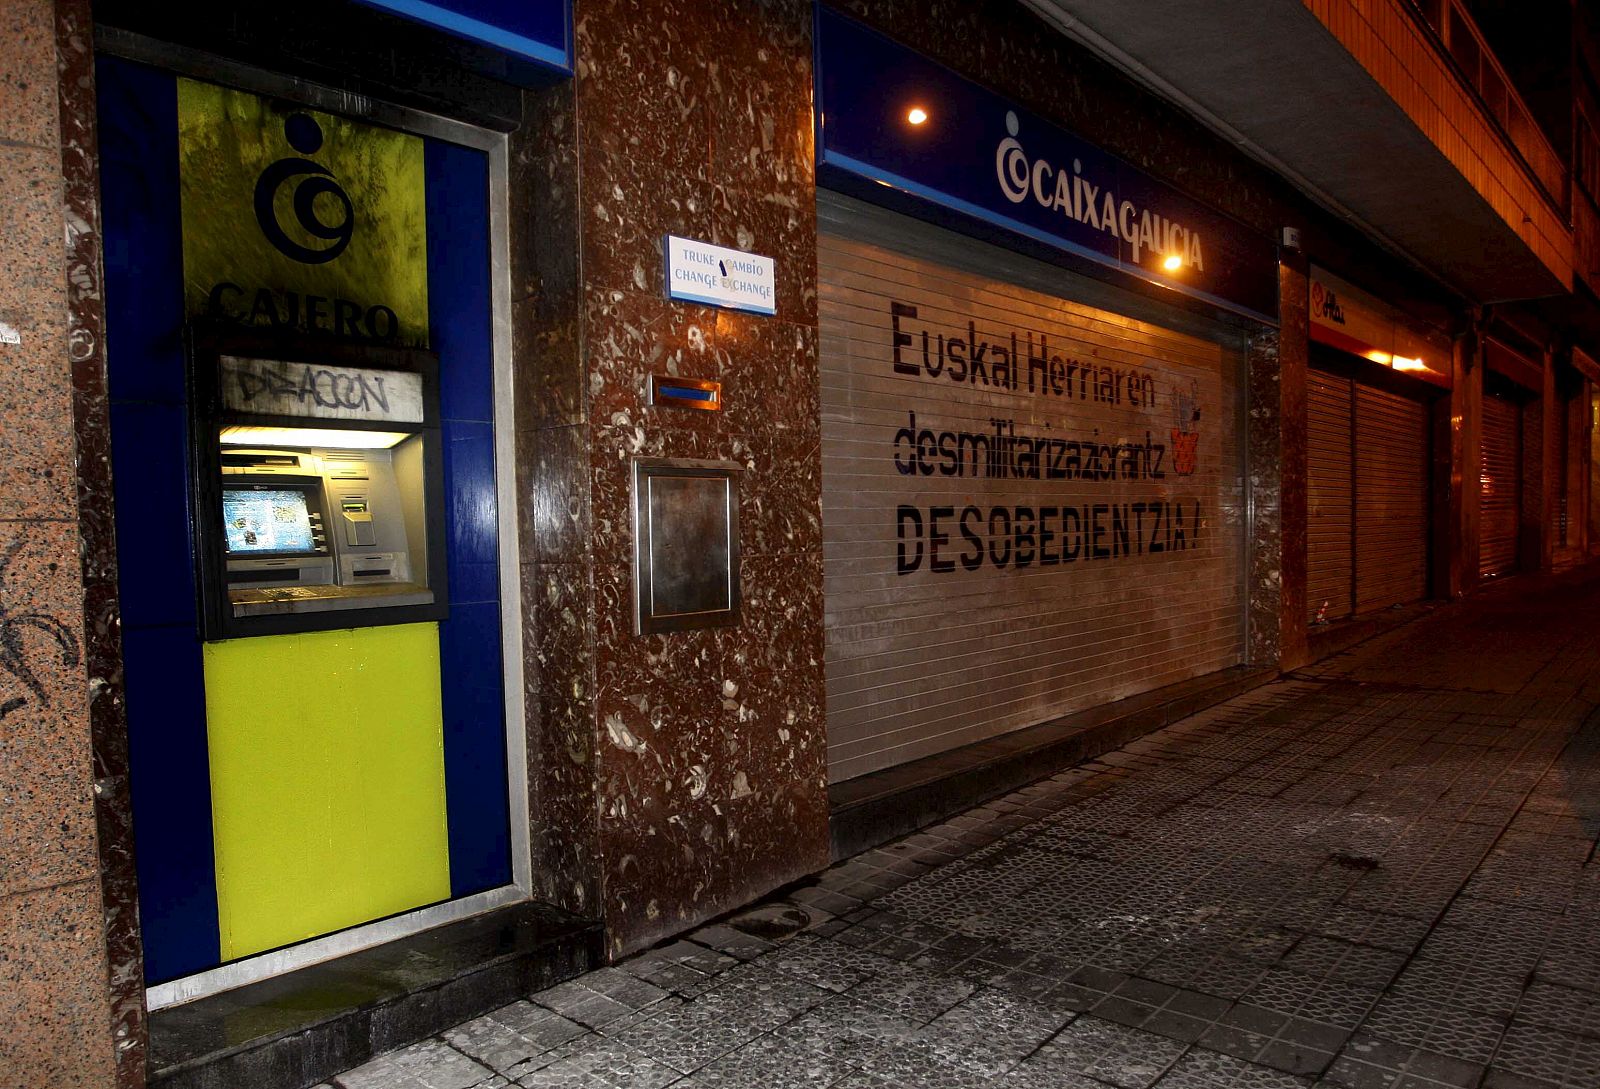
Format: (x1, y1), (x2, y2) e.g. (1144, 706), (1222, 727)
(190, 336), (449, 640)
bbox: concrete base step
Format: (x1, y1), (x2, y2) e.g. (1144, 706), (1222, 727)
(827, 664), (1277, 861)
(148, 900), (602, 1089)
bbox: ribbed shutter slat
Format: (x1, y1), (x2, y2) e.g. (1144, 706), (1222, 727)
(1480, 394), (1520, 577)
(818, 198), (1247, 783)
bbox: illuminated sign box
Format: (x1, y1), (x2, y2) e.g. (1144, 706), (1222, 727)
(814, 8), (1279, 323)
(1309, 265), (1453, 388)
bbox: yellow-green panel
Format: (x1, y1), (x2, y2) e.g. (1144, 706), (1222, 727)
(203, 623), (450, 960)
(176, 77), (429, 346)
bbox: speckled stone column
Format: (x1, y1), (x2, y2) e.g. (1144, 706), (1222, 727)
(1246, 325), (1285, 668)
(518, 0), (829, 959)
(0, 0), (126, 1083)
(1435, 326), (1474, 598)
(1277, 257), (1309, 670)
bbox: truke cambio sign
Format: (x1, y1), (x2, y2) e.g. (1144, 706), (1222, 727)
(814, 8), (1277, 321)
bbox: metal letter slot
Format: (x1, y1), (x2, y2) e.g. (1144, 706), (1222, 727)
(649, 374), (722, 411)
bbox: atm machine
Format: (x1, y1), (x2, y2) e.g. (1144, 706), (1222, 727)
(189, 335), (448, 640)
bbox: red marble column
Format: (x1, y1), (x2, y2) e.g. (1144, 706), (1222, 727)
(520, 0), (831, 959)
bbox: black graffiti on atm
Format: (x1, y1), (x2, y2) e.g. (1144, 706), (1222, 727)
(895, 500), (1201, 574)
(205, 281), (401, 342)
(890, 301), (1158, 405)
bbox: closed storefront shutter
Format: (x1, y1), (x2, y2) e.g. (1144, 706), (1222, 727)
(818, 199), (1248, 783)
(1480, 393), (1520, 577)
(1307, 371), (1354, 623)
(1353, 386), (1429, 612)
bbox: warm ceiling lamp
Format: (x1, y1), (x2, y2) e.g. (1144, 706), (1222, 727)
(220, 425), (411, 449)
(906, 107), (929, 125)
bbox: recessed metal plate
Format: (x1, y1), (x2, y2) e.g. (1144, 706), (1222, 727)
(633, 458), (742, 634)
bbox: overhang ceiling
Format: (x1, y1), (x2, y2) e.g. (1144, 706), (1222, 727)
(1022, 0), (1568, 304)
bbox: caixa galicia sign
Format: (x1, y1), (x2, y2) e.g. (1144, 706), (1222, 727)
(815, 9), (1278, 323)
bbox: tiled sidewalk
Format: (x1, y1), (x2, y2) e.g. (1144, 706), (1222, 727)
(327, 570), (1600, 1089)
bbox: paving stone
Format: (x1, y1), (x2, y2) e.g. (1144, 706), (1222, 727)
(1154, 1046), (1315, 1088)
(511, 1037), (681, 1088)
(335, 1039), (491, 1089)
(441, 1001), (587, 1071)
(331, 580), (1600, 1089)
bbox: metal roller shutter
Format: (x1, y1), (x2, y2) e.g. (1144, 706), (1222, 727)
(1307, 371), (1353, 623)
(1480, 394), (1520, 577)
(1353, 386), (1429, 612)
(818, 200), (1247, 783)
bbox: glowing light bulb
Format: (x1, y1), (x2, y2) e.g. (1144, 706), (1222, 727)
(1161, 254), (1183, 272)
(907, 107), (929, 126)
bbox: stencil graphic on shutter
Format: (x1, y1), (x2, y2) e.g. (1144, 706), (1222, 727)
(1480, 394), (1520, 577)
(819, 221), (1246, 783)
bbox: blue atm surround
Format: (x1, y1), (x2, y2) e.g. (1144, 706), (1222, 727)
(98, 54), (513, 985)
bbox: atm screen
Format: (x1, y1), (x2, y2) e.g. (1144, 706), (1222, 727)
(222, 486), (316, 555)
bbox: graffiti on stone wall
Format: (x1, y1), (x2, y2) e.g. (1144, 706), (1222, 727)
(0, 540), (81, 718)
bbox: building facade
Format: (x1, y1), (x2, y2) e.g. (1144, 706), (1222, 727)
(2, 0), (1596, 1086)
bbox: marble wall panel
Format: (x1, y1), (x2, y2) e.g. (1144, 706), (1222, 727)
(1277, 259), (1310, 670)
(0, 316), (78, 523)
(528, 556), (602, 917)
(0, 520), (95, 897)
(0, 0), (60, 148)
(510, 80), (584, 431)
(513, 71), (604, 923)
(0, 0), (128, 1084)
(55, 0), (146, 1078)
(1247, 326), (1285, 668)
(569, 0), (829, 958)
(0, 881), (119, 1088)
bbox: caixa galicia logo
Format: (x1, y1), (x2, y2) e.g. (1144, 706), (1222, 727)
(254, 114), (354, 264)
(1310, 281), (1346, 324)
(994, 110), (1206, 273)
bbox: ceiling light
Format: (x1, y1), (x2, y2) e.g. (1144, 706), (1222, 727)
(220, 426), (412, 450)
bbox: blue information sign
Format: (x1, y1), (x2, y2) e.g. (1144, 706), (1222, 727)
(358, 0), (571, 78)
(815, 9), (1278, 322)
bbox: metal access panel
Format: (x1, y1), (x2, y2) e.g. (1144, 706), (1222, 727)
(1480, 394), (1521, 577)
(632, 458), (743, 634)
(1307, 370), (1354, 623)
(1353, 385), (1429, 613)
(818, 196), (1248, 784)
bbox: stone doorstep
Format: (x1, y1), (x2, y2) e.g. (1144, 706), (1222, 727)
(1306, 599), (1437, 663)
(827, 664), (1279, 862)
(147, 901), (603, 1089)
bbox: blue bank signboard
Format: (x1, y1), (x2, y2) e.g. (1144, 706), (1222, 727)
(357, 0), (571, 78)
(815, 8), (1278, 323)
